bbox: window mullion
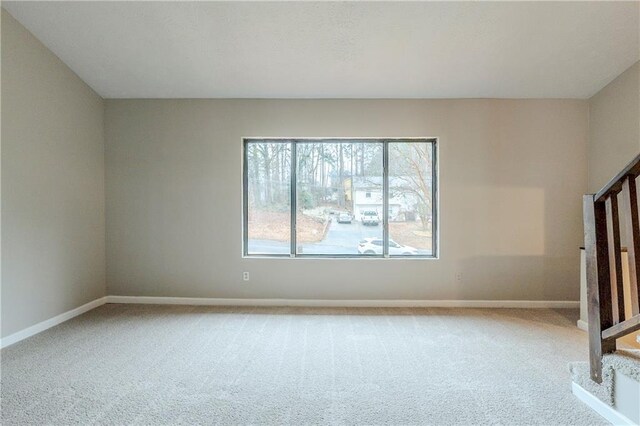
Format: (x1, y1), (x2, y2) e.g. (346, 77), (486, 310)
(383, 141), (389, 258)
(290, 140), (297, 257)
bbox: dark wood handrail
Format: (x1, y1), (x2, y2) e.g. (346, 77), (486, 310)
(584, 153), (640, 383)
(595, 152), (640, 202)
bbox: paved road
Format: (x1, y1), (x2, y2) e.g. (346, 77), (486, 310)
(300, 219), (382, 254)
(248, 219), (431, 255)
(248, 219), (381, 255)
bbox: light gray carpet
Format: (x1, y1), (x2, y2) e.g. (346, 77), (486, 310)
(1, 304), (606, 425)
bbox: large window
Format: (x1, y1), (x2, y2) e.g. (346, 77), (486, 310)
(243, 138), (437, 258)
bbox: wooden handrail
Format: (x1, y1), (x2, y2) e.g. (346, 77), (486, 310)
(595, 152), (640, 202)
(584, 153), (640, 383)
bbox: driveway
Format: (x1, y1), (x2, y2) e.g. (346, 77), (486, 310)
(248, 219), (381, 255)
(248, 218), (430, 255)
(298, 219), (382, 254)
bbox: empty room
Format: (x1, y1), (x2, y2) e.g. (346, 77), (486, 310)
(2, 1), (640, 425)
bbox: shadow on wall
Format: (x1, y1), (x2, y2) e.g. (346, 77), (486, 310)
(457, 255), (573, 300)
(450, 185), (578, 301)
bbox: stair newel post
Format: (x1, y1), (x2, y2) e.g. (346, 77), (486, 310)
(583, 194), (616, 383)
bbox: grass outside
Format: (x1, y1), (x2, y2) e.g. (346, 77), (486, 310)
(248, 210), (325, 243)
(389, 221), (432, 250)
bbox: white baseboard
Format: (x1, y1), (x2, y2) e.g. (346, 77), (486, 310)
(577, 319), (588, 331)
(572, 382), (637, 426)
(0, 296), (579, 349)
(1, 297), (107, 349)
(106, 295), (579, 309)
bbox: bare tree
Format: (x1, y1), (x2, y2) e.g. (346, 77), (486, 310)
(389, 143), (433, 230)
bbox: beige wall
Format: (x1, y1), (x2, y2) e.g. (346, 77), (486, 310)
(588, 61), (640, 193)
(1, 10), (106, 337)
(105, 99), (588, 301)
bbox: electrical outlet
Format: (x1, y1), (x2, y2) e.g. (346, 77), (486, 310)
(243, 272), (250, 281)
(455, 272), (462, 282)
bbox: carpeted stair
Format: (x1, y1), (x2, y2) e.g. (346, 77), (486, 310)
(569, 349), (640, 417)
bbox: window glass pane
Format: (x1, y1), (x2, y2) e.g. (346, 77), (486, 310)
(246, 141), (291, 255)
(295, 141), (383, 255)
(388, 141), (435, 256)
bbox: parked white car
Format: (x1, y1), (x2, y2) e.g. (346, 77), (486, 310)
(337, 212), (352, 223)
(357, 238), (418, 255)
(360, 210), (379, 226)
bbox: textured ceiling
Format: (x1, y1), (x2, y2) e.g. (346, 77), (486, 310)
(3, 1), (639, 99)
